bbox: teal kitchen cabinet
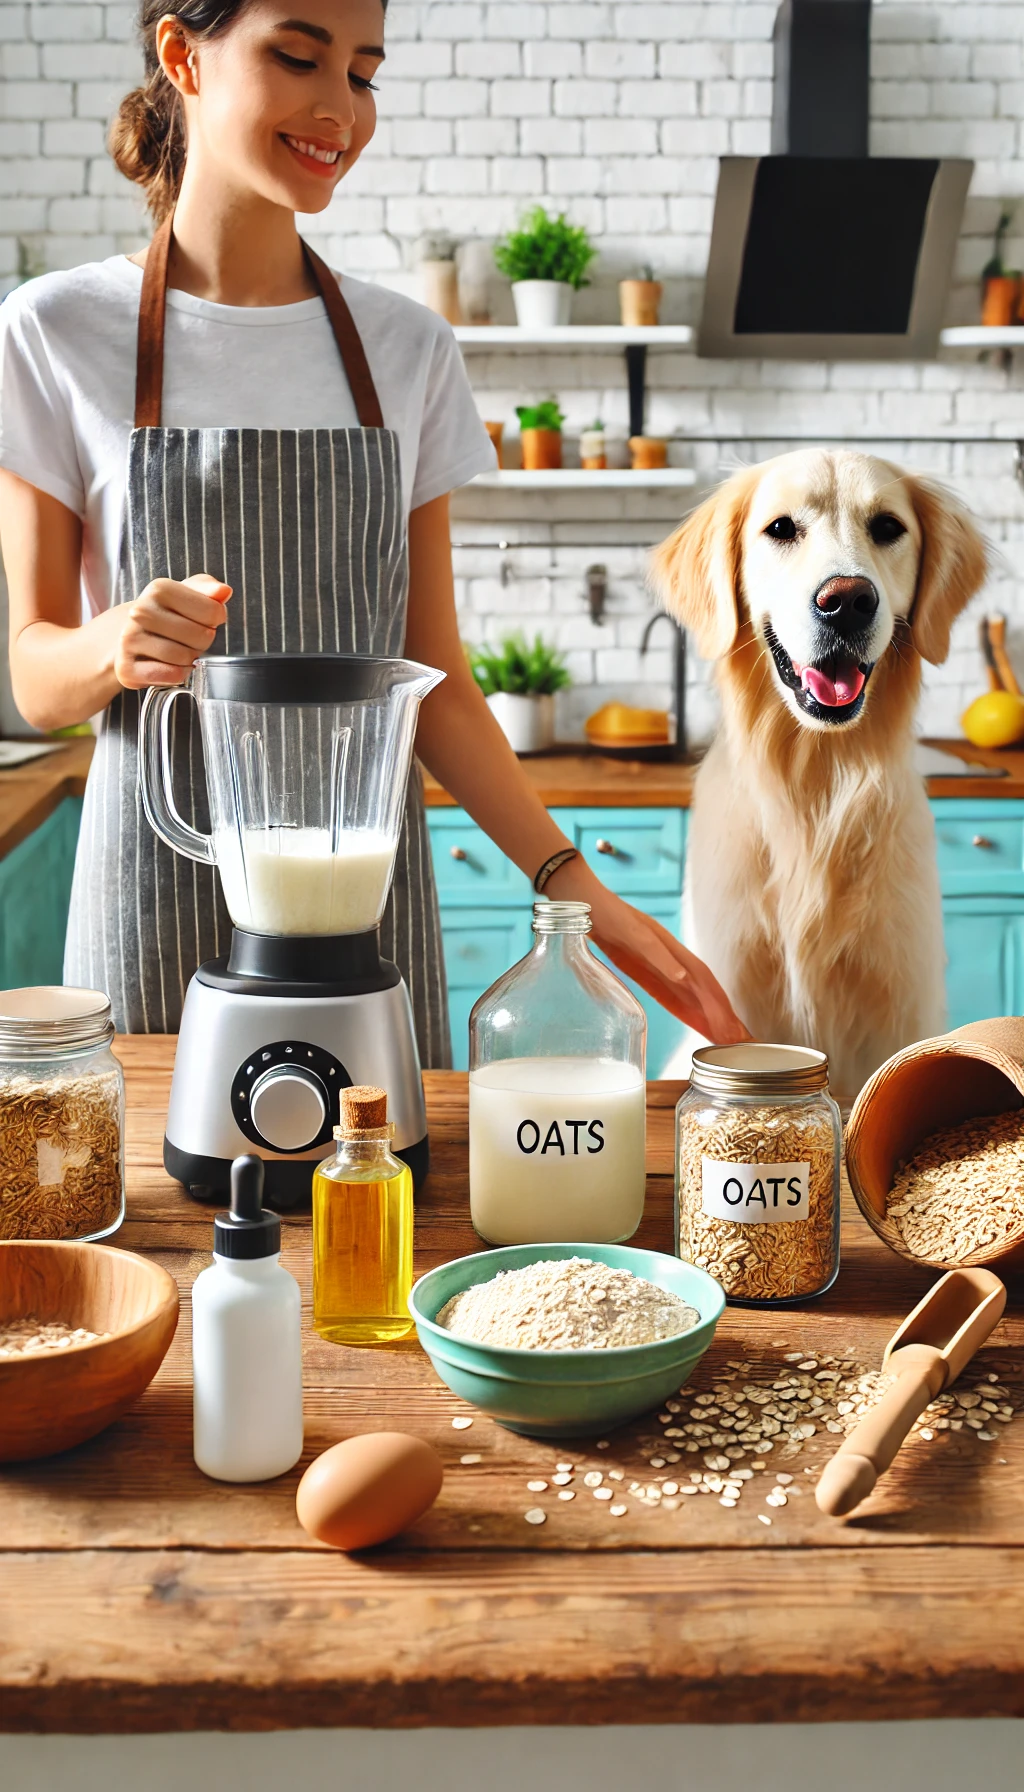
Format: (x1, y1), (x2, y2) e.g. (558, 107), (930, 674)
(0, 797), (82, 988)
(429, 796), (1024, 1073)
(427, 804), (690, 1074)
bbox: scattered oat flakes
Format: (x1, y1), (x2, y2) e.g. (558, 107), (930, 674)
(526, 1480), (548, 1492)
(524, 1508), (546, 1525)
(451, 1417), (474, 1430)
(459, 1453), (482, 1465)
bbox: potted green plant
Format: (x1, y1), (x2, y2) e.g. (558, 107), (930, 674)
(468, 634), (571, 753)
(619, 262), (663, 328)
(415, 231), (461, 325)
(515, 399), (565, 471)
(493, 206), (597, 328)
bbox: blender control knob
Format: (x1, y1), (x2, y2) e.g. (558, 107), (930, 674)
(249, 1066), (327, 1152)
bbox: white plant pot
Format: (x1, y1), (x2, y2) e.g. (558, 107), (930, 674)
(511, 280), (573, 328)
(486, 692), (555, 754)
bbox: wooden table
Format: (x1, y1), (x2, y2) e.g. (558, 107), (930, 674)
(1, 1040), (1022, 1732)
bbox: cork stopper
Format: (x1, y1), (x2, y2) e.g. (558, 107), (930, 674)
(334, 1085), (394, 1141)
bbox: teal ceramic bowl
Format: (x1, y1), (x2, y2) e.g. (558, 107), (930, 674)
(409, 1242), (725, 1438)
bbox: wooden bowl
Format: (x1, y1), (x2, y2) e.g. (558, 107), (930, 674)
(0, 1241), (179, 1461)
(845, 1017), (1024, 1272)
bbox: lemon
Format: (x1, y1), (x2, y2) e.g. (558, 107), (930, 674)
(961, 690), (1024, 748)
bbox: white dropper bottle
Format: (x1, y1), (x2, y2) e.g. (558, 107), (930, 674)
(192, 1155), (304, 1482)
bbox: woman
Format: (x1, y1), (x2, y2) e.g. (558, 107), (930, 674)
(0, 0), (747, 1061)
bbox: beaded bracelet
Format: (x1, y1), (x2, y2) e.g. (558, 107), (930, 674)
(533, 846), (580, 894)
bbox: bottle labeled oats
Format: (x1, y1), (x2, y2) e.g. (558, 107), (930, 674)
(675, 1045), (840, 1305)
(469, 901), (646, 1246)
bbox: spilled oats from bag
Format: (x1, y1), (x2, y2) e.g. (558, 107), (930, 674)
(886, 1108), (1024, 1265)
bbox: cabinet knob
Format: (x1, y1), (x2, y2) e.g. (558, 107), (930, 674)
(972, 834), (994, 849)
(450, 845), (468, 861)
(595, 838), (617, 856)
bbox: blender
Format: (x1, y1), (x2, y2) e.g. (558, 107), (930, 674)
(139, 653), (443, 1206)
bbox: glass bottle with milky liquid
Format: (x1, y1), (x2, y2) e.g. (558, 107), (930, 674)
(312, 1085), (414, 1345)
(469, 901), (647, 1244)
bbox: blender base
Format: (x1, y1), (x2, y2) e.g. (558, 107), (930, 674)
(164, 931), (431, 1212)
(164, 1135), (430, 1208)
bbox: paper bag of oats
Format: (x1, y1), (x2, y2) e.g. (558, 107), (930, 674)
(845, 1017), (1024, 1272)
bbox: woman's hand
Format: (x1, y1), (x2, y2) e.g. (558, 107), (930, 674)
(553, 859), (752, 1046)
(114, 573), (231, 689)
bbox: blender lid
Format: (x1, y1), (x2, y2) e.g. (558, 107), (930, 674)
(195, 652), (440, 704)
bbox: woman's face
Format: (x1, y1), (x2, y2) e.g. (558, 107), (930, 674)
(167, 0), (385, 212)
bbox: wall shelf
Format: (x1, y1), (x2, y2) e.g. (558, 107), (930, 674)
(455, 324), (694, 437)
(941, 326), (1024, 348)
(470, 468), (698, 490)
(454, 324), (694, 348)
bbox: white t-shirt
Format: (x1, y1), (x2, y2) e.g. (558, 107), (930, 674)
(0, 255), (495, 620)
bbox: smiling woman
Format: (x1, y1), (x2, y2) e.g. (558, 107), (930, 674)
(110, 0), (387, 223)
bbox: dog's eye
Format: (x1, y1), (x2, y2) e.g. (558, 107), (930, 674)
(869, 513), (907, 545)
(765, 516), (798, 541)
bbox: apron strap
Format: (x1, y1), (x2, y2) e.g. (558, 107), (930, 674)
(300, 239), (384, 429)
(134, 214), (385, 430)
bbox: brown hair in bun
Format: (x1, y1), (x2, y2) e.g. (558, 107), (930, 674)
(110, 0), (249, 223)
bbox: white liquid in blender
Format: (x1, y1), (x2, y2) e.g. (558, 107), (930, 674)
(215, 827), (394, 936)
(469, 1056), (646, 1245)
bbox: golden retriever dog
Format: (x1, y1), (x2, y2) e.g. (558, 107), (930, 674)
(651, 448), (987, 1105)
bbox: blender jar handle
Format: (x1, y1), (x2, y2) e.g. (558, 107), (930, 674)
(139, 684), (216, 865)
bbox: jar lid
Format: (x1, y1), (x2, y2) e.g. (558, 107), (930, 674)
(0, 987), (114, 1055)
(689, 1043), (829, 1096)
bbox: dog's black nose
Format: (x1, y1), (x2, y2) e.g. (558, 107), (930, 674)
(812, 575), (879, 635)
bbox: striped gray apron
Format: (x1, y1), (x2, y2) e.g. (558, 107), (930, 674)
(64, 215), (451, 1066)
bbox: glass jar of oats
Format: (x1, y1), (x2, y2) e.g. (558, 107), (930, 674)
(0, 988), (125, 1241)
(675, 1044), (841, 1306)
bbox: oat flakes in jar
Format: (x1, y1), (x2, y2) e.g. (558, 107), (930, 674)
(0, 988), (125, 1241)
(675, 1045), (840, 1305)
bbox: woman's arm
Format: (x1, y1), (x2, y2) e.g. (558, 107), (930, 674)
(404, 493), (750, 1045)
(0, 471), (231, 731)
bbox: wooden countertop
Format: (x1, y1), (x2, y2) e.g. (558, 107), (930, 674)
(4, 736), (1024, 865)
(1, 1040), (1022, 1732)
(0, 739), (93, 860)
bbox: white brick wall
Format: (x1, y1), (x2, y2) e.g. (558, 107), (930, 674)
(4, 0), (1024, 741)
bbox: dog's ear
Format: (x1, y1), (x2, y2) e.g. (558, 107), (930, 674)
(648, 468), (757, 660)
(905, 476), (987, 666)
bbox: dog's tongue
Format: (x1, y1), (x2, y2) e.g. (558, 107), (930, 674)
(800, 663), (866, 708)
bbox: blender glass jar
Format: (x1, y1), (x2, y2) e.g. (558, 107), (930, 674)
(469, 901), (646, 1245)
(675, 1044), (841, 1305)
(0, 988), (125, 1241)
(140, 654), (444, 937)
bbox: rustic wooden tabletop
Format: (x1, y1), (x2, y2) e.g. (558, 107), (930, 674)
(1, 1038), (1022, 1732)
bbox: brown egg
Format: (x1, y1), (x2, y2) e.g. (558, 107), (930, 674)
(296, 1432), (444, 1550)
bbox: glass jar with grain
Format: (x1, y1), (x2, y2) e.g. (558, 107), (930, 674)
(0, 988), (125, 1241)
(675, 1045), (840, 1305)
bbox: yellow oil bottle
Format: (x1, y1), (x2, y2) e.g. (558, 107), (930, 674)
(312, 1084), (414, 1346)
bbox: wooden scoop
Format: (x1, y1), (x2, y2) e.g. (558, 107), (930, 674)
(815, 1268), (1006, 1517)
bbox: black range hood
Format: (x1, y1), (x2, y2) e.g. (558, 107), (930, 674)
(698, 0), (972, 359)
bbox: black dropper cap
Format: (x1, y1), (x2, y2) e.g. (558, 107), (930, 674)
(213, 1156), (281, 1260)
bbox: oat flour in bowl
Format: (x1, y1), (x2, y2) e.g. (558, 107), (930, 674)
(436, 1256), (701, 1351)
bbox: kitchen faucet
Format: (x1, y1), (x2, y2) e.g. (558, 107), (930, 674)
(640, 611), (687, 761)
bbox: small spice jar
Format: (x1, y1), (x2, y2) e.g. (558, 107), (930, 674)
(675, 1044), (840, 1305)
(0, 987), (125, 1241)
